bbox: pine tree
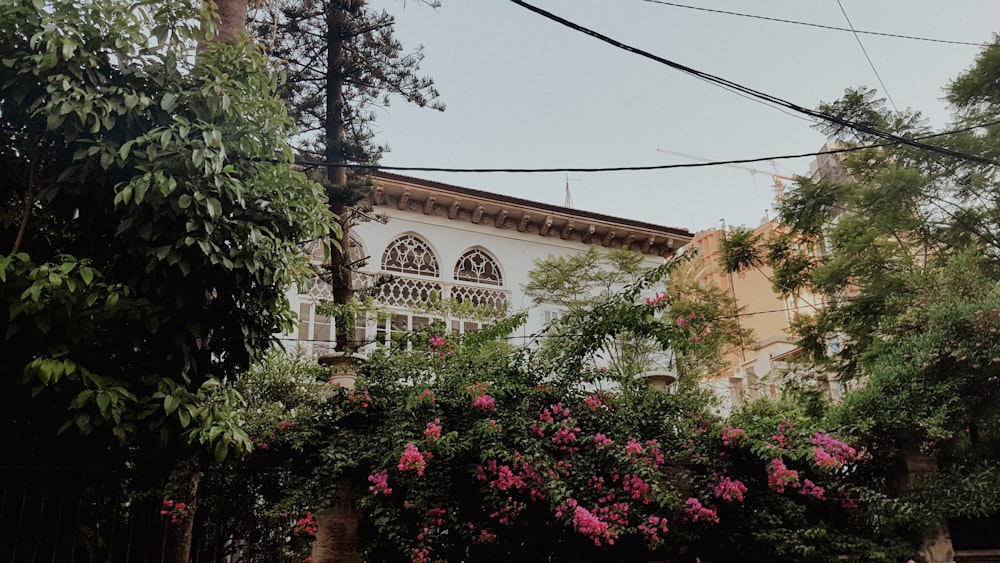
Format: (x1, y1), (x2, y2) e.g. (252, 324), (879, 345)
(255, 1), (444, 349)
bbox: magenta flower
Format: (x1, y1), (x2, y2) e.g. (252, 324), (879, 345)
(368, 469), (392, 496)
(710, 476), (748, 502)
(766, 458), (800, 492)
(398, 443), (427, 476)
(472, 394), (495, 411)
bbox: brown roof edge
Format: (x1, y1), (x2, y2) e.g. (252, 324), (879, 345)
(374, 171), (693, 239)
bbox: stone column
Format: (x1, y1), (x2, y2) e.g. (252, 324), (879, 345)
(891, 451), (955, 563)
(311, 486), (362, 563)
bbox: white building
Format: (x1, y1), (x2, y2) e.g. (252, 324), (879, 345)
(290, 172), (693, 353)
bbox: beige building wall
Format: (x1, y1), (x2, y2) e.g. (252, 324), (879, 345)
(683, 220), (825, 414)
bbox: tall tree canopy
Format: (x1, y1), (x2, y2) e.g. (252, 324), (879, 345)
(0, 0), (335, 460)
(721, 37), (1000, 530)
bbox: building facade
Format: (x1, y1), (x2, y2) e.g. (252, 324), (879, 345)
(290, 172), (693, 354)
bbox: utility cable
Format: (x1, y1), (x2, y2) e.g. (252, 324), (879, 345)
(836, 0), (899, 113)
(643, 0), (992, 48)
(290, 118), (1000, 174)
(507, 0), (1000, 168)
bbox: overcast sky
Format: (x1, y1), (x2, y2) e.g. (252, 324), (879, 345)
(364, 0), (1000, 234)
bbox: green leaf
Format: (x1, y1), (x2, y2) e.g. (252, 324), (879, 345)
(96, 392), (110, 417)
(80, 267), (94, 285)
(160, 92), (178, 112)
(164, 394), (178, 416)
(69, 389), (94, 409)
(214, 439), (228, 463)
(178, 407), (191, 428)
(178, 194), (192, 209)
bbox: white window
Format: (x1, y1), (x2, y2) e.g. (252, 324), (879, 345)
(454, 248), (503, 286)
(382, 234), (440, 277)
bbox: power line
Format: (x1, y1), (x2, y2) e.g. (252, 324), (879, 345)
(291, 118), (1000, 174)
(508, 0), (1000, 169)
(836, 0), (899, 113)
(643, 0), (992, 48)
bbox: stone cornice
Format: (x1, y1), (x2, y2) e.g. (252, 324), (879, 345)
(370, 172), (692, 257)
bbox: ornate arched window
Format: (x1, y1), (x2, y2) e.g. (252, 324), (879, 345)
(381, 234), (440, 277)
(454, 248), (503, 286)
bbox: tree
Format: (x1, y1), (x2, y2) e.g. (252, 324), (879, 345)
(254, 0), (445, 349)
(525, 247), (747, 380)
(721, 37), (1000, 543)
(0, 0), (334, 556)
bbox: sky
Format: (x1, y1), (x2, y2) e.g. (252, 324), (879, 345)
(365, 0), (1000, 234)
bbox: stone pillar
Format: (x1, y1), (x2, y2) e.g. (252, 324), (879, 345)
(891, 451), (955, 563)
(311, 487), (362, 563)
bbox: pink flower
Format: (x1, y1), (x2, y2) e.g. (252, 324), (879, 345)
(684, 497), (719, 523)
(593, 433), (612, 449)
(720, 425), (747, 447)
(424, 419), (442, 443)
(279, 420), (292, 430)
(766, 458), (800, 492)
(472, 394), (495, 411)
(625, 438), (643, 456)
(710, 476), (748, 502)
(811, 432), (860, 472)
(398, 443), (427, 476)
(799, 479), (825, 499)
(368, 469), (392, 496)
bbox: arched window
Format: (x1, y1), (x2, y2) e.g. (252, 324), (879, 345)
(381, 234), (440, 277)
(454, 248), (503, 286)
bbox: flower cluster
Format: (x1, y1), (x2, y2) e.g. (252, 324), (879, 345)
(160, 499), (191, 523)
(720, 425), (747, 447)
(398, 443), (428, 476)
(556, 499), (616, 546)
(584, 392), (609, 412)
(811, 432), (860, 472)
(623, 473), (652, 504)
(766, 458), (800, 492)
(799, 479), (825, 500)
(417, 388), (435, 405)
(368, 469), (392, 496)
(593, 433), (613, 449)
(467, 382), (495, 411)
(710, 476), (748, 502)
(424, 419), (442, 443)
(428, 336), (455, 358)
(644, 292), (669, 306)
(294, 512), (318, 536)
(683, 497), (719, 524)
(472, 394), (495, 411)
(769, 419), (794, 450)
(638, 515), (670, 548)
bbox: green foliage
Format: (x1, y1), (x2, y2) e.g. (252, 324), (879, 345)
(0, 0), (335, 462)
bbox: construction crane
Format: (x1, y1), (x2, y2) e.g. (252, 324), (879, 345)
(656, 148), (799, 204)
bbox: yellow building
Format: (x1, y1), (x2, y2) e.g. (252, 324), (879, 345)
(683, 220), (834, 414)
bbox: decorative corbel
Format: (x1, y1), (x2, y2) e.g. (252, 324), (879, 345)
(602, 230), (616, 247)
(472, 204), (485, 224)
(448, 200), (462, 220)
(539, 215), (553, 236)
(518, 213), (531, 232)
(495, 209), (509, 229)
(623, 233), (635, 250)
(423, 196), (436, 215)
(397, 188), (411, 210)
(373, 185), (385, 205)
(582, 224), (597, 243)
(640, 236), (655, 253)
(560, 220), (575, 240)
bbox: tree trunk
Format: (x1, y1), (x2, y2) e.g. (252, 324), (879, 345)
(325, 1), (364, 350)
(162, 468), (202, 563)
(210, 0), (248, 43)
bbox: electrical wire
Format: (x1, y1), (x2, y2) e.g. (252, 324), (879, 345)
(836, 0), (899, 113)
(642, 0), (992, 48)
(507, 0), (1000, 168)
(290, 118), (1000, 174)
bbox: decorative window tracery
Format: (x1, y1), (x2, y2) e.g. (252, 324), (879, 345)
(454, 248), (503, 286)
(381, 235), (440, 277)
